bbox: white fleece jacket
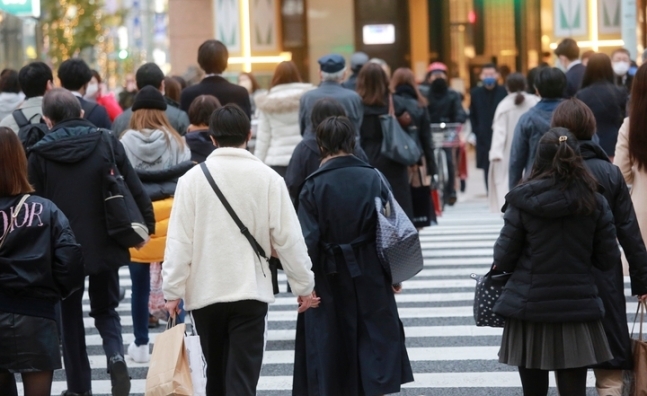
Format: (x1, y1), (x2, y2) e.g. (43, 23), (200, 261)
(254, 83), (314, 166)
(162, 148), (315, 310)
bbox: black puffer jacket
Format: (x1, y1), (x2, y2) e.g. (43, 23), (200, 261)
(581, 140), (647, 369)
(492, 179), (619, 323)
(28, 119), (155, 275)
(0, 195), (84, 320)
(137, 161), (196, 201)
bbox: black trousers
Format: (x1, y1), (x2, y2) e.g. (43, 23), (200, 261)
(192, 300), (269, 396)
(61, 269), (124, 393)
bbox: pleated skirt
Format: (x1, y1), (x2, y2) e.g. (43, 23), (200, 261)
(499, 318), (613, 370)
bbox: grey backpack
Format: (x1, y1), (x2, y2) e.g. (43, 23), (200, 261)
(374, 171), (424, 284)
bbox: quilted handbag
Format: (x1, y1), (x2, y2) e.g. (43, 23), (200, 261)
(374, 171), (424, 285)
(470, 270), (511, 327)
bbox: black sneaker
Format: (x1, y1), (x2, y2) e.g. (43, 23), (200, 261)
(108, 354), (131, 396)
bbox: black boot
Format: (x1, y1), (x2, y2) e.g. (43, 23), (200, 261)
(108, 354), (131, 396)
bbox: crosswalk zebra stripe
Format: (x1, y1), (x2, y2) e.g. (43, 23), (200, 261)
(20, 202), (640, 395)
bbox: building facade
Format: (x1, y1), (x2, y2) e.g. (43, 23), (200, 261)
(167, 0), (642, 88)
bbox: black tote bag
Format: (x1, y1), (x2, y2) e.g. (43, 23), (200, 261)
(380, 95), (422, 166)
(101, 131), (149, 248)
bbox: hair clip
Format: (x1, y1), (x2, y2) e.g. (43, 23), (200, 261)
(559, 136), (568, 143)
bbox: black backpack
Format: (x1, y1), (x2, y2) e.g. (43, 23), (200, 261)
(14, 109), (48, 154)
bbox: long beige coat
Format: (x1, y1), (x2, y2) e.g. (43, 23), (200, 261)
(488, 93), (540, 213)
(615, 118), (647, 245)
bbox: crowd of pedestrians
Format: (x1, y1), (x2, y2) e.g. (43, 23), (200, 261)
(3, 34), (647, 396)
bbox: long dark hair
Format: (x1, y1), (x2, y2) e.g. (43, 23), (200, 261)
(528, 128), (598, 215)
(629, 63), (647, 170)
(580, 53), (614, 89)
(356, 63), (389, 107)
(505, 73), (526, 105)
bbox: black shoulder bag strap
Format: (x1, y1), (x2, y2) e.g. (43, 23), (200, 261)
(12, 109), (30, 128)
(200, 163), (280, 294)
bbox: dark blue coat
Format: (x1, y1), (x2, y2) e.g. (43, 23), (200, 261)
(469, 85), (507, 169)
(508, 99), (562, 189)
(293, 155), (413, 396)
(575, 82), (628, 157)
(565, 63), (586, 98)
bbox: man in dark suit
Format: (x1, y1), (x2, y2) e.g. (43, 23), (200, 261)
(58, 59), (112, 129)
(469, 63), (507, 191)
(555, 38), (585, 98)
(180, 40), (252, 118)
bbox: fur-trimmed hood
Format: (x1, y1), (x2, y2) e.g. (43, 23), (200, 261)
(255, 82), (314, 114)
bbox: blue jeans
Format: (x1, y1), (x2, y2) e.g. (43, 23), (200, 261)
(128, 263), (150, 346)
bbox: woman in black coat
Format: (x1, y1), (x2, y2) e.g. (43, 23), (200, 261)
(551, 99), (647, 391)
(493, 128), (619, 396)
(293, 116), (413, 395)
(575, 53), (628, 159)
(357, 63), (414, 218)
(0, 128), (84, 396)
(392, 67), (438, 225)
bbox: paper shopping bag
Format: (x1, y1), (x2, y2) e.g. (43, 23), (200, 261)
(145, 322), (193, 396)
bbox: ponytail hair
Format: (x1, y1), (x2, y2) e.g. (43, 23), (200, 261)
(506, 73), (527, 106)
(527, 128), (599, 215)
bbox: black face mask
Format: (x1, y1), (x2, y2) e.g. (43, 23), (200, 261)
(431, 78), (448, 93)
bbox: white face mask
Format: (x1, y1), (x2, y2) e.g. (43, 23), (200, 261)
(84, 82), (99, 99)
(612, 61), (630, 76)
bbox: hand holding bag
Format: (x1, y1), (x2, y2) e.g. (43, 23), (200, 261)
(374, 170), (424, 284)
(380, 95), (423, 166)
(149, 262), (167, 321)
(470, 267), (511, 328)
(145, 319), (193, 396)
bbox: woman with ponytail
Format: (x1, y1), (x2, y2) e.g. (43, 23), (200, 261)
(492, 128), (619, 396)
(488, 73), (540, 212)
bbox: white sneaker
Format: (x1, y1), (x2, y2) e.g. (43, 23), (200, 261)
(127, 341), (150, 363)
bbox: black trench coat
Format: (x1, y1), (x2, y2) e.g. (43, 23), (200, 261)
(293, 155), (413, 396)
(581, 141), (647, 369)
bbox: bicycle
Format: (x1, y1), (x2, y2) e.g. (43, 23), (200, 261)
(431, 123), (463, 209)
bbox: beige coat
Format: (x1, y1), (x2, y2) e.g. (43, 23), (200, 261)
(615, 118), (647, 245)
(488, 93), (540, 213)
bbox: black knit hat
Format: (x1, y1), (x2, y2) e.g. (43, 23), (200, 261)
(132, 86), (167, 111)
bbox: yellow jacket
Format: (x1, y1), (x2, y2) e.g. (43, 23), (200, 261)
(130, 197), (173, 263)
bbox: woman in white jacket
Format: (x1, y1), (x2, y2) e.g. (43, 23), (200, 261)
(254, 61), (313, 176)
(488, 73), (540, 212)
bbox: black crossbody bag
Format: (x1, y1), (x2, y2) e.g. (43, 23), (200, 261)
(200, 163), (281, 295)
